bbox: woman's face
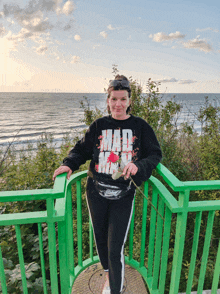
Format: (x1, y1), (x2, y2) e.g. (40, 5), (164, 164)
(107, 90), (130, 120)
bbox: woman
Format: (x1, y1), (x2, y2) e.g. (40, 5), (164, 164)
(53, 75), (162, 294)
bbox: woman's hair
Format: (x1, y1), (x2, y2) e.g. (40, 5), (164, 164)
(107, 75), (131, 114)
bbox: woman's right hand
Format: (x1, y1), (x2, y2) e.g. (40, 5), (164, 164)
(53, 166), (72, 181)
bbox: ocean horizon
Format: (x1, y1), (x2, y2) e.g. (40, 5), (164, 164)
(1, 92), (220, 152)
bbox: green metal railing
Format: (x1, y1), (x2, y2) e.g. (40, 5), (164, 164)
(0, 163), (220, 294)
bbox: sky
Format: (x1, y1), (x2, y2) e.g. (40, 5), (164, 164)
(0, 0), (219, 93)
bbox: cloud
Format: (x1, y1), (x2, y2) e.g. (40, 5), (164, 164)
(107, 24), (116, 30)
(0, 11), (4, 18)
(178, 79), (196, 84)
(36, 45), (48, 54)
(100, 31), (108, 39)
(196, 27), (219, 33)
(182, 37), (213, 52)
(149, 31), (186, 42)
(0, 24), (7, 36)
(157, 78), (196, 84)
(70, 55), (80, 63)
(157, 78), (178, 83)
(93, 44), (100, 49)
(56, 0), (75, 15)
(74, 34), (81, 41)
(8, 28), (34, 42)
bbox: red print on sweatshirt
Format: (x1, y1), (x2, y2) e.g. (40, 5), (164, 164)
(96, 129), (137, 175)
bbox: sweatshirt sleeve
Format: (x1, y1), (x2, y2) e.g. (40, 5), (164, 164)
(62, 121), (96, 172)
(132, 121), (162, 186)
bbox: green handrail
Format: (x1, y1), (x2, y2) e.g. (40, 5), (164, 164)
(0, 164), (219, 294)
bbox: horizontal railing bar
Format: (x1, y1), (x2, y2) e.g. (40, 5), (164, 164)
(149, 176), (181, 213)
(0, 173), (66, 203)
(0, 211), (64, 226)
(188, 200), (220, 212)
(67, 170), (88, 188)
(156, 163), (185, 191)
(0, 189), (56, 202)
(183, 180), (220, 191)
(156, 163), (220, 192)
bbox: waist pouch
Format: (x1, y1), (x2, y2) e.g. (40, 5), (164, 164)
(88, 171), (135, 200)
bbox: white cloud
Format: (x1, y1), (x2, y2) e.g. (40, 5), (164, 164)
(8, 28), (34, 42)
(0, 11), (4, 18)
(74, 34), (81, 41)
(107, 24), (115, 30)
(93, 44), (100, 49)
(0, 24), (7, 36)
(36, 45), (48, 54)
(100, 31), (108, 39)
(149, 31), (186, 42)
(70, 55), (80, 63)
(157, 77), (178, 83)
(7, 17), (14, 24)
(157, 78), (196, 84)
(182, 37), (213, 52)
(196, 27), (219, 33)
(178, 79), (196, 84)
(56, 0), (75, 15)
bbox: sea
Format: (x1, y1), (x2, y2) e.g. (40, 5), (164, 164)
(0, 92), (220, 153)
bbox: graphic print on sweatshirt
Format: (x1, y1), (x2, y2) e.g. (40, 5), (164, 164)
(95, 128), (137, 175)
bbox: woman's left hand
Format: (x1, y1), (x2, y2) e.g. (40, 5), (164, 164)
(122, 163), (138, 180)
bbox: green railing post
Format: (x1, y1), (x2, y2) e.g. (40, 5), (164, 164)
(212, 237), (220, 293)
(147, 187), (158, 278)
(169, 189), (190, 294)
(152, 197), (164, 290)
(159, 206), (172, 294)
(186, 211), (202, 294)
(76, 180), (83, 267)
(47, 198), (59, 294)
(197, 211), (215, 293)
(66, 186), (75, 274)
(0, 246), (7, 294)
(58, 219), (70, 294)
(38, 223), (48, 294)
(15, 225), (28, 294)
(140, 181), (149, 268)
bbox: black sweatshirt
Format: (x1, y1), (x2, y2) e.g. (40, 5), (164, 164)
(63, 114), (162, 196)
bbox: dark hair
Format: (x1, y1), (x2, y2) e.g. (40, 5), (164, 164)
(107, 75), (131, 114)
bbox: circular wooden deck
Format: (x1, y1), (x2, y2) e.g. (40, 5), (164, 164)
(71, 263), (148, 294)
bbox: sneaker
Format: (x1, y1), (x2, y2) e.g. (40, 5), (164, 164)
(102, 286), (110, 294)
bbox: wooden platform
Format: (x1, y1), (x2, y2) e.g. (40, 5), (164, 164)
(71, 263), (148, 294)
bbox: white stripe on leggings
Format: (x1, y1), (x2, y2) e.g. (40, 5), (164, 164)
(120, 196), (135, 293)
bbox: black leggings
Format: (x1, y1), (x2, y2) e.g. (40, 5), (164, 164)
(86, 177), (135, 294)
